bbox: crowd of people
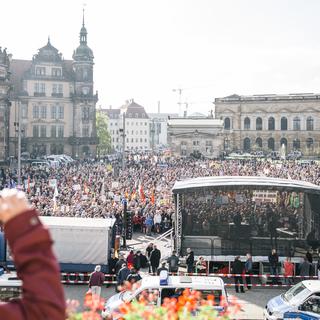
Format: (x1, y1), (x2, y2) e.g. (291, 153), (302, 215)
(0, 156), (319, 241)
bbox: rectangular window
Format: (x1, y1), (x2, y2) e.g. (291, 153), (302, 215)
(36, 67), (46, 76)
(58, 126), (64, 138)
(52, 84), (58, 93)
(82, 126), (89, 137)
(32, 105), (39, 119)
(52, 68), (61, 77)
(40, 125), (46, 137)
(40, 105), (47, 119)
(33, 125), (39, 137)
(40, 83), (45, 93)
(34, 83), (39, 93)
(193, 141), (200, 146)
(51, 105), (57, 119)
(21, 104), (28, 119)
(58, 105), (64, 119)
(58, 84), (63, 94)
(51, 125), (57, 138)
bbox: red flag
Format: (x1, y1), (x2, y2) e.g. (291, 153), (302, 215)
(151, 189), (155, 205)
(139, 183), (145, 202)
(27, 176), (30, 194)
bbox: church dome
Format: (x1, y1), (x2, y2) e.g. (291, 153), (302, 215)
(73, 43), (94, 61)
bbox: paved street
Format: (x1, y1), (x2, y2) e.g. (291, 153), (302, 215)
(64, 284), (285, 319)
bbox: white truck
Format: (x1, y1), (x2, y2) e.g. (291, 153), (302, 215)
(39, 216), (116, 273)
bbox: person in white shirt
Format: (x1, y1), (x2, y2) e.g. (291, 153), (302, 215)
(154, 211), (162, 233)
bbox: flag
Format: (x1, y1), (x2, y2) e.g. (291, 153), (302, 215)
(139, 183), (145, 202)
(27, 176), (30, 194)
(150, 189), (155, 205)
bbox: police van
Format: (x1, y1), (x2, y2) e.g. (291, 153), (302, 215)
(264, 280), (320, 320)
(102, 275), (227, 319)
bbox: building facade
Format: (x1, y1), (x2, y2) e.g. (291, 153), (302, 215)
(103, 100), (150, 152)
(167, 115), (224, 157)
(9, 17), (98, 159)
(148, 112), (178, 150)
(215, 93), (320, 155)
(0, 48), (11, 161)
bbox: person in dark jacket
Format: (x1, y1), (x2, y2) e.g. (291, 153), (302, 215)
(89, 265), (105, 298)
(117, 263), (131, 286)
(157, 261), (169, 275)
(186, 248), (195, 274)
(127, 268), (142, 283)
(232, 256), (245, 293)
(150, 245), (161, 273)
(244, 253), (253, 290)
(133, 251), (147, 270)
(167, 251), (179, 273)
(0, 188), (66, 319)
(268, 249), (279, 284)
(299, 257), (312, 277)
(115, 254), (126, 275)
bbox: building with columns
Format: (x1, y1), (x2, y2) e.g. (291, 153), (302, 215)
(215, 93), (320, 156)
(167, 113), (224, 157)
(0, 48), (11, 162)
(9, 15), (98, 159)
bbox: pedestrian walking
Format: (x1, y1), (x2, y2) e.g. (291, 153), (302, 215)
(245, 253), (253, 290)
(88, 265), (105, 298)
(232, 256), (245, 293)
(268, 249), (279, 284)
(150, 245), (161, 274)
(283, 257), (294, 285)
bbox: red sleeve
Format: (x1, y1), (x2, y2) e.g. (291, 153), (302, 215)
(0, 209), (66, 320)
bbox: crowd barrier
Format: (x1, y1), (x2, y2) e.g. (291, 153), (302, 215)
(60, 271), (319, 285)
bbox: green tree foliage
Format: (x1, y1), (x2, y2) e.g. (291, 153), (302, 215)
(96, 110), (111, 156)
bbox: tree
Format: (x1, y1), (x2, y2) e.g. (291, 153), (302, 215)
(96, 110), (111, 157)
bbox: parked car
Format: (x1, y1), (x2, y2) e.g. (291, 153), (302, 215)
(284, 310), (320, 319)
(264, 280), (320, 320)
(287, 150), (303, 160)
(102, 275), (227, 319)
(267, 151), (281, 160)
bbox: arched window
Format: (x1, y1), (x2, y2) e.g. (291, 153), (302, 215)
(224, 117), (231, 130)
(244, 117), (251, 130)
(243, 138), (251, 151)
(306, 138), (314, 149)
(307, 117), (314, 131)
(293, 139), (300, 150)
(255, 137), (262, 148)
(281, 117), (288, 131)
(256, 117), (262, 131)
(268, 137), (275, 151)
(268, 117), (275, 130)
(293, 117), (301, 131)
(280, 138), (287, 147)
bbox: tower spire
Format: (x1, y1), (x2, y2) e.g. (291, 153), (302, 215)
(79, 7), (88, 45)
(82, 7), (85, 27)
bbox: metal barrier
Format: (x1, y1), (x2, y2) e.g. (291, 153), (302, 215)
(60, 271), (319, 286)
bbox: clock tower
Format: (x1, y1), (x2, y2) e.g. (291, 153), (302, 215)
(71, 10), (98, 158)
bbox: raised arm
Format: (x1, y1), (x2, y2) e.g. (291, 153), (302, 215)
(0, 189), (65, 319)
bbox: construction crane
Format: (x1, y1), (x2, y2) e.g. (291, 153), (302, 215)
(172, 85), (215, 117)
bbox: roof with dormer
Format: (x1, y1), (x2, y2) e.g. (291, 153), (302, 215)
(33, 38), (63, 63)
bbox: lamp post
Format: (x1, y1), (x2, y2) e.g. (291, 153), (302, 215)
(14, 101), (22, 187)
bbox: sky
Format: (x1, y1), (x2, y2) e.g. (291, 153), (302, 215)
(2, 0), (320, 115)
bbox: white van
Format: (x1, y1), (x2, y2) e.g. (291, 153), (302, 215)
(264, 280), (320, 320)
(102, 275), (227, 319)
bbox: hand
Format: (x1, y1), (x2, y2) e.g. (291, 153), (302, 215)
(0, 189), (31, 224)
